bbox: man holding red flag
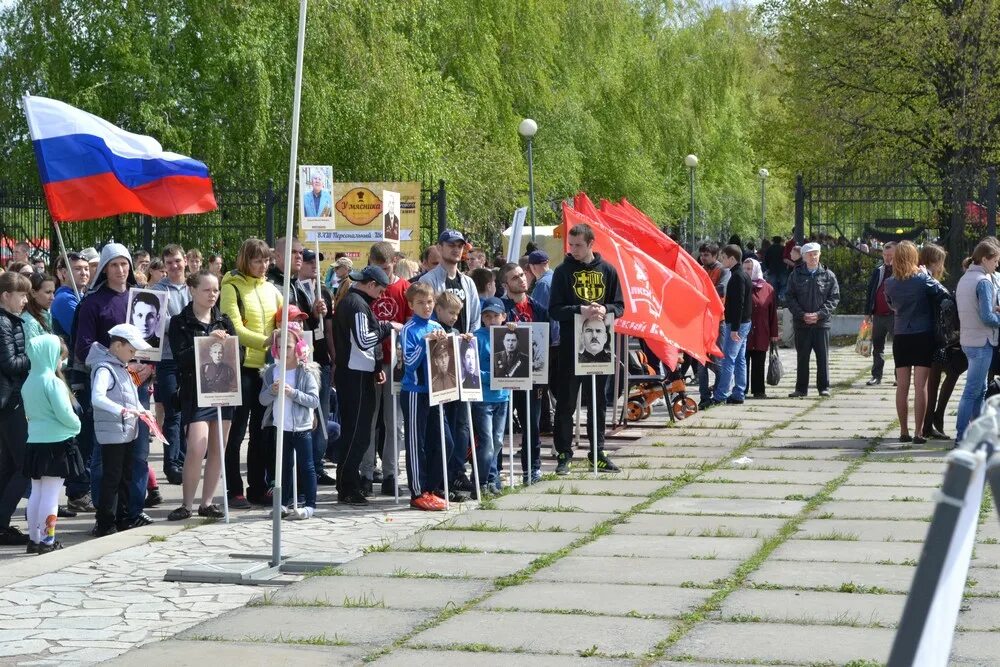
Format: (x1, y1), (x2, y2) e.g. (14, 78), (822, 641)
(549, 223), (623, 475)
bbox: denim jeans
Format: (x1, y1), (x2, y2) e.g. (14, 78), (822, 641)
(472, 401), (508, 488)
(957, 343), (994, 441)
(281, 430), (316, 508)
(90, 379), (151, 522)
(312, 363), (332, 479)
(155, 359), (183, 474)
(713, 322), (752, 402)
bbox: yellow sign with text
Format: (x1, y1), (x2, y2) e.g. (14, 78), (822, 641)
(301, 181), (421, 266)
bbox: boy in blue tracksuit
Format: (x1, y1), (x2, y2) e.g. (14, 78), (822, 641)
(472, 298), (510, 497)
(400, 283), (448, 511)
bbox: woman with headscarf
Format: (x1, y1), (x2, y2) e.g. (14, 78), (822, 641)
(743, 258), (779, 398)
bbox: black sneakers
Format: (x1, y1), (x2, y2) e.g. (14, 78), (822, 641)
(589, 453), (621, 473)
(0, 526), (30, 545)
(198, 504), (225, 519)
(381, 476), (396, 496)
(167, 506), (192, 521)
(555, 455), (571, 476)
(145, 488), (163, 508)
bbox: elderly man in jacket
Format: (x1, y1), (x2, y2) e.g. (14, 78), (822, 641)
(786, 242), (841, 398)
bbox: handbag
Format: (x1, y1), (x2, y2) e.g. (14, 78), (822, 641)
(855, 319), (873, 357)
(64, 439), (86, 480)
(766, 341), (783, 386)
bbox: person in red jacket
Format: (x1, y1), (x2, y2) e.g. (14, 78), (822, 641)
(743, 258), (779, 398)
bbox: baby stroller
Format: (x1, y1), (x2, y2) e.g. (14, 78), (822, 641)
(625, 349), (698, 423)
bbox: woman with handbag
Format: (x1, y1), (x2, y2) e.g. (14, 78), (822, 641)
(885, 241), (950, 443)
(21, 334), (83, 554)
(743, 258), (779, 398)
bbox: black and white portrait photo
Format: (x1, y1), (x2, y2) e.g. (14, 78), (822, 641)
(530, 322), (549, 385)
(195, 335), (242, 407)
(382, 189), (401, 248)
(390, 329), (405, 396)
(490, 325), (532, 391)
(127, 288), (168, 361)
(458, 337), (483, 402)
(574, 313), (615, 376)
(427, 334), (460, 406)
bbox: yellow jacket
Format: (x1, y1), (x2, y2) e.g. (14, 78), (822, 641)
(220, 270), (282, 369)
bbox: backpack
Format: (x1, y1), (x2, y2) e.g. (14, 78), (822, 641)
(932, 288), (959, 348)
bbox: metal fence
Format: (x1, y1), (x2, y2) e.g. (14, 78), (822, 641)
(0, 176), (444, 264)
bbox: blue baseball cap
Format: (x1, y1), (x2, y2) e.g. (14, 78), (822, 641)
(438, 229), (466, 244)
(527, 250), (549, 264)
(480, 297), (505, 315)
(349, 265), (390, 287)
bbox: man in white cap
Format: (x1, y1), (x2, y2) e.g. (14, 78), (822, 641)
(786, 241), (840, 398)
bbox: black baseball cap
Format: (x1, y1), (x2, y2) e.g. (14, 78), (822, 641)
(349, 265), (390, 287)
(303, 249), (324, 262)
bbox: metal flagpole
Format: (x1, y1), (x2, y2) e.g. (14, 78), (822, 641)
(574, 390), (582, 449)
(393, 393), (400, 504)
(466, 402), (481, 496)
(612, 334), (621, 427)
(524, 390), (532, 484)
(314, 239), (324, 336)
(272, 0), (309, 569)
(53, 222), (80, 301)
(216, 408), (229, 524)
(591, 376), (598, 477)
(438, 407), (450, 510)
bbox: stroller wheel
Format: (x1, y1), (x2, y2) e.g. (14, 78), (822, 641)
(672, 396), (698, 421)
(642, 405), (652, 419)
(626, 400), (646, 422)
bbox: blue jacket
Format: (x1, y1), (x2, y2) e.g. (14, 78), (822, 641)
(23, 335), (81, 444)
(401, 315), (443, 393)
(51, 286), (78, 340)
(474, 327), (509, 403)
(303, 188), (333, 218)
(884, 272), (948, 336)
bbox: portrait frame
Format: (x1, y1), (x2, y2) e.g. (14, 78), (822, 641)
(529, 322), (549, 385)
(382, 189), (401, 250)
(574, 313), (615, 376)
(390, 329), (405, 396)
(194, 335), (242, 407)
(490, 325), (532, 391)
(458, 336), (483, 402)
(427, 334), (460, 406)
(126, 288), (168, 362)
(299, 165), (335, 231)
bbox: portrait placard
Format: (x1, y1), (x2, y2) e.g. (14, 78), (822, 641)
(574, 313), (615, 376)
(529, 322), (549, 385)
(490, 325), (532, 391)
(427, 334), (460, 406)
(382, 189), (401, 250)
(126, 288), (168, 362)
(194, 335), (242, 407)
(299, 165), (335, 230)
(390, 329), (405, 396)
(458, 336), (483, 402)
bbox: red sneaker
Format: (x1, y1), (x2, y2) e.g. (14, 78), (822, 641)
(409, 493), (445, 511)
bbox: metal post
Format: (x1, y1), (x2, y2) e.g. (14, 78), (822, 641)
(688, 166), (695, 250)
(760, 179), (767, 242)
(986, 166), (997, 238)
(437, 179), (447, 238)
(527, 139), (536, 242)
(141, 215), (153, 251)
(265, 179), (276, 246)
(794, 174), (805, 243)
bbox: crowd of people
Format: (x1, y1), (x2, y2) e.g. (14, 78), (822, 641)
(0, 223), (628, 552)
(4, 225), (1000, 553)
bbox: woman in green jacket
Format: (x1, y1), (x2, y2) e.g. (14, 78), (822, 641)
(22, 334), (82, 554)
(220, 239), (283, 508)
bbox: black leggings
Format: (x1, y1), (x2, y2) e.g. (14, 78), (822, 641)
(225, 367), (269, 499)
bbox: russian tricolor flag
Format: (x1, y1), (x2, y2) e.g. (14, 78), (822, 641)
(23, 95), (218, 222)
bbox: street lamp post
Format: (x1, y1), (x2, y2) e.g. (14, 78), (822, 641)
(684, 154), (698, 247)
(758, 168), (769, 242)
(519, 118), (538, 242)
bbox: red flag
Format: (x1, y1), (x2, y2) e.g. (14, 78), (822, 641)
(562, 203), (709, 363)
(596, 198), (723, 357)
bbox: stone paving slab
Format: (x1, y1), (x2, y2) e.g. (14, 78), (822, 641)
(103, 639), (367, 666)
(533, 556), (738, 587)
(855, 462), (947, 475)
(613, 514), (786, 538)
(817, 500), (932, 520)
(524, 479), (668, 496)
(373, 648), (636, 666)
(770, 539), (921, 564)
(408, 609), (676, 656)
(436, 510), (617, 532)
(675, 482), (822, 500)
(392, 529), (578, 554)
(957, 598), (1000, 631)
(832, 485), (935, 501)
(490, 493), (638, 514)
(699, 469), (840, 484)
(847, 471), (944, 486)
(771, 428), (871, 439)
(952, 632), (1000, 665)
(720, 589), (905, 626)
(644, 497), (806, 517)
(335, 551), (535, 579)
(745, 446), (864, 459)
(748, 559), (919, 592)
(178, 606), (425, 645)
(667, 621), (893, 664)
(268, 575), (491, 609)
(576, 534), (760, 560)
(794, 518), (932, 542)
(480, 581), (709, 618)
(734, 459), (851, 473)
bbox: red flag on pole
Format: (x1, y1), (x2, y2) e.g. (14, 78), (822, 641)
(562, 203), (709, 363)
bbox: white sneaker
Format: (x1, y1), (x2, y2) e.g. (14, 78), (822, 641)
(300, 507), (314, 520)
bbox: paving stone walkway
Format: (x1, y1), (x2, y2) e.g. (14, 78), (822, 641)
(2, 344), (993, 665)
